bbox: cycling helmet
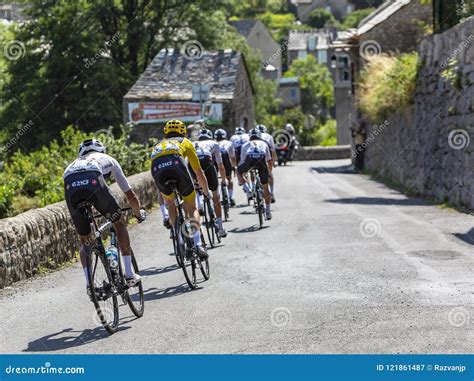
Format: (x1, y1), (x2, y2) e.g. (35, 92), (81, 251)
(198, 128), (213, 140)
(284, 123), (295, 134)
(164, 119), (187, 136)
(248, 128), (261, 140)
(235, 127), (246, 135)
(214, 129), (227, 141)
(78, 138), (106, 157)
(256, 124), (267, 133)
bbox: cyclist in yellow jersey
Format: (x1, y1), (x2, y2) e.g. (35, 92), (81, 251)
(151, 119), (210, 259)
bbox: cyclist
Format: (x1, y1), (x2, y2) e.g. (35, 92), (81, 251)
(214, 128), (236, 206)
(230, 127), (251, 201)
(256, 124), (277, 203)
(150, 119), (210, 259)
(192, 128), (227, 238)
(63, 139), (146, 294)
(284, 123), (299, 160)
(237, 128), (273, 220)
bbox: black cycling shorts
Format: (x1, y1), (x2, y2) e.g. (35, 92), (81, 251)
(234, 146), (242, 164)
(151, 155), (195, 201)
(237, 156), (269, 185)
(189, 155), (219, 192)
(221, 152), (233, 177)
(64, 171), (121, 236)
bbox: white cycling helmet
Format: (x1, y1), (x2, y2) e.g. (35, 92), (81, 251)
(214, 129), (227, 140)
(198, 128), (213, 140)
(235, 127), (246, 135)
(78, 139), (106, 157)
(284, 123), (295, 134)
(248, 128), (261, 139)
(256, 124), (267, 133)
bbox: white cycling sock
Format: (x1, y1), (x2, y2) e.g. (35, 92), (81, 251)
(83, 267), (89, 285)
(197, 193), (204, 210)
(229, 188), (234, 198)
(193, 230), (201, 246)
(216, 217), (223, 230)
(242, 183), (250, 194)
(160, 204), (169, 220)
(123, 255), (134, 278)
(265, 204), (271, 213)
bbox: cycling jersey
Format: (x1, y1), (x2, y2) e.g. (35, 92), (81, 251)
(218, 139), (235, 158)
(151, 137), (201, 172)
(193, 140), (223, 164)
(239, 140), (271, 165)
(230, 133), (250, 151)
(260, 132), (276, 153)
(63, 152), (131, 193)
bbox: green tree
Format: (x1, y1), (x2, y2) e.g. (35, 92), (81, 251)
(342, 8), (374, 29)
(285, 55), (334, 120)
(306, 8), (339, 28)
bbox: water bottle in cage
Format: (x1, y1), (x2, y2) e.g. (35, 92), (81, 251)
(105, 246), (119, 270)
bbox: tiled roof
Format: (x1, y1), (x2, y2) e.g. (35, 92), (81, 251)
(229, 19), (259, 37)
(357, 0), (411, 35)
(288, 29), (336, 51)
(125, 49), (248, 101)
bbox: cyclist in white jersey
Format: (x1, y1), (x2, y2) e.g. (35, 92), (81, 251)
(230, 127), (251, 201)
(237, 129), (273, 219)
(215, 129), (236, 206)
(256, 124), (277, 203)
(63, 139), (146, 294)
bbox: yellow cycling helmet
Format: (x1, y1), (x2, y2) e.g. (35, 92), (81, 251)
(164, 119), (187, 136)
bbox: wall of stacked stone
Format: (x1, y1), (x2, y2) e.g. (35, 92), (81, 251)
(362, 17), (474, 210)
(0, 171), (159, 288)
(296, 145), (351, 161)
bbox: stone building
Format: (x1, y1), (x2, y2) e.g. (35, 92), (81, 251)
(277, 77), (301, 111)
(287, 29), (336, 68)
(229, 19), (282, 78)
(123, 49), (255, 141)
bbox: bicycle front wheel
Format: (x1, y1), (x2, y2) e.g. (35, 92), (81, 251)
(176, 219), (198, 289)
(88, 249), (119, 334)
(126, 250), (144, 317)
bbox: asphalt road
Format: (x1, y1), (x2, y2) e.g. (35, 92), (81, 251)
(1, 159), (473, 354)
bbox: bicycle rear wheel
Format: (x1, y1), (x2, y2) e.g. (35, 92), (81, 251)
(256, 180), (264, 229)
(171, 225), (183, 267)
(176, 219), (198, 289)
(126, 250), (144, 317)
(88, 249), (119, 334)
(203, 199), (216, 248)
(200, 258), (210, 280)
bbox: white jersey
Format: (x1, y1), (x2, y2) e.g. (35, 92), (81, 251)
(230, 133), (250, 152)
(240, 140), (271, 165)
(218, 139), (235, 158)
(63, 152), (131, 193)
(193, 140), (223, 164)
(261, 132), (276, 153)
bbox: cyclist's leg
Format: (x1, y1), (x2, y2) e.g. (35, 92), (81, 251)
(157, 191), (170, 226)
(257, 159), (272, 218)
(237, 161), (252, 200)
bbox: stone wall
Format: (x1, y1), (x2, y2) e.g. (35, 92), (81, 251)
(0, 171), (159, 288)
(296, 145), (351, 160)
(362, 17), (474, 209)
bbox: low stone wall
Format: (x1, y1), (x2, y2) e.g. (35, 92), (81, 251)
(296, 145), (351, 161)
(0, 171), (159, 288)
(362, 17), (474, 210)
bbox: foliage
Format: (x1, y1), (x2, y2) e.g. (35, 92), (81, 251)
(0, 125), (152, 218)
(285, 55), (334, 118)
(341, 8), (374, 29)
(306, 8), (340, 29)
(257, 12), (296, 41)
(357, 53), (419, 122)
(315, 119), (337, 146)
(224, 0), (287, 18)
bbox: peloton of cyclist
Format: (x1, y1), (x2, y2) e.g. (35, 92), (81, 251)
(237, 128), (273, 220)
(192, 128), (227, 238)
(256, 124), (277, 203)
(150, 119), (211, 259)
(214, 128), (237, 207)
(63, 139), (146, 295)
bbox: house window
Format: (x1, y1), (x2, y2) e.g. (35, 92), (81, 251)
(308, 36), (317, 51)
(290, 88), (298, 100)
(298, 50), (307, 60)
(339, 55), (349, 68)
(347, 5), (354, 14)
(318, 49), (328, 64)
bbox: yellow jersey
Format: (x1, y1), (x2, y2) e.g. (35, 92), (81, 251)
(151, 137), (201, 172)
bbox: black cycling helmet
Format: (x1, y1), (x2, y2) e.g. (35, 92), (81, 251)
(248, 128), (261, 140)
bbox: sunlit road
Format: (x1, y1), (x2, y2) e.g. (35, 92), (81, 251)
(1, 160), (473, 354)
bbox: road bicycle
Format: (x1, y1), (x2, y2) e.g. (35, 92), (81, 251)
(220, 180), (230, 222)
(166, 180), (210, 289)
(202, 193), (222, 248)
(249, 168), (265, 229)
(79, 202), (144, 334)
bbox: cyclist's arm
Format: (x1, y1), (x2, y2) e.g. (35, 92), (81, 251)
(213, 144), (226, 180)
(265, 146), (273, 173)
(239, 143), (248, 165)
(229, 145), (237, 167)
(111, 158), (142, 218)
(268, 137), (277, 162)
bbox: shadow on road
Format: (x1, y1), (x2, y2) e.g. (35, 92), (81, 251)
(325, 197), (428, 206)
(23, 323), (133, 352)
(228, 225), (268, 234)
(142, 283), (196, 301)
(453, 228), (474, 245)
(140, 264), (179, 276)
(311, 165), (355, 174)
(239, 210), (257, 215)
